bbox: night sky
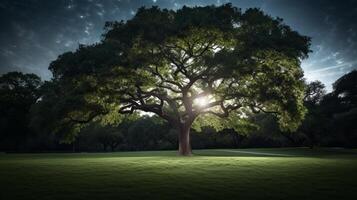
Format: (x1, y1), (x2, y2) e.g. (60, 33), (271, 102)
(1, 0), (356, 90)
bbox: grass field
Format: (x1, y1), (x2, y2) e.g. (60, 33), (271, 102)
(1, 148), (357, 200)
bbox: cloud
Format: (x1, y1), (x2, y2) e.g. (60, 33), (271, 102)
(307, 61), (355, 74)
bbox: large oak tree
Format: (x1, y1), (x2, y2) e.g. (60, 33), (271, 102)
(43, 4), (310, 155)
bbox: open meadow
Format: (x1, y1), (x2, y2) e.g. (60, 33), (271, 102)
(1, 148), (357, 200)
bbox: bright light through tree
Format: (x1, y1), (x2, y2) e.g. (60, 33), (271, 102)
(194, 96), (210, 108)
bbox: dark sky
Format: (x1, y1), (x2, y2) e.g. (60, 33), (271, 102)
(1, 0), (357, 90)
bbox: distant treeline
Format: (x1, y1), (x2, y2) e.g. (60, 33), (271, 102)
(1, 70), (356, 152)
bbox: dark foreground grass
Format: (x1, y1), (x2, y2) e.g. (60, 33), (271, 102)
(1, 148), (357, 200)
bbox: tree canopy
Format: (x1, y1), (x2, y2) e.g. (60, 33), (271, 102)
(0, 72), (42, 151)
(39, 4), (311, 155)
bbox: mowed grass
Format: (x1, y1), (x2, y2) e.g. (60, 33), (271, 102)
(1, 148), (357, 200)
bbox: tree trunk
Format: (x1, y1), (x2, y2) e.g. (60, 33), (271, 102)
(72, 142), (76, 153)
(102, 143), (107, 152)
(178, 125), (192, 156)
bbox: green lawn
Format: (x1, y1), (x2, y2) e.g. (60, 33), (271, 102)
(1, 148), (357, 200)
